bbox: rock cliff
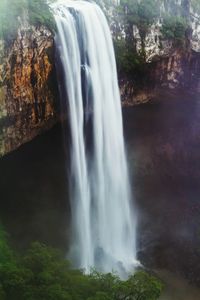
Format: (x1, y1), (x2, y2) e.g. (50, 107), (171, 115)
(120, 49), (200, 105)
(0, 20), (58, 156)
(1, 0), (200, 155)
(117, 1), (200, 105)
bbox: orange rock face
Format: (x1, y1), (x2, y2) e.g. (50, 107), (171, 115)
(0, 24), (58, 155)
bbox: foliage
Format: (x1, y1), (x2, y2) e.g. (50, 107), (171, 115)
(0, 227), (13, 263)
(112, 0), (160, 72)
(0, 0), (23, 41)
(27, 0), (55, 30)
(114, 39), (145, 75)
(119, 0), (160, 41)
(191, 0), (200, 14)
(161, 15), (188, 46)
(0, 0), (55, 41)
(112, 0), (190, 74)
(0, 226), (163, 300)
(113, 0), (160, 70)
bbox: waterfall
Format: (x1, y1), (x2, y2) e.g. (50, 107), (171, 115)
(52, 0), (137, 275)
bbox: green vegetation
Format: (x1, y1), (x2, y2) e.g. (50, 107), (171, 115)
(161, 15), (188, 46)
(191, 0), (200, 14)
(118, 0), (160, 54)
(120, 0), (160, 40)
(113, 0), (160, 74)
(111, 0), (190, 75)
(0, 0), (55, 41)
(0, 0), (23, 41)
(0, 226), (163, 300)
(113, 39), (146, 75)
(27, 0), (55, 30)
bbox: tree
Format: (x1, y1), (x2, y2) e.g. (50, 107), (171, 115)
(161, 16), (188, 46)
(0, 226), (163, 299)
(119, 0), (160, 60)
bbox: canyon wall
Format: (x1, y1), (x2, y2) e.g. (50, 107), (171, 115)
(0, 20), (58, 156)
(1, 0), (200, 155)
(120, 49), (200, 105)
(117, 1), (200, 105)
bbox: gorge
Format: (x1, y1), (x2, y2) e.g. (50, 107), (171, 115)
(1, 1), (200, 156)
(1, 0), (200, 299)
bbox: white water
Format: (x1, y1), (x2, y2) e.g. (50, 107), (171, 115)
(52, 0), (137, 275)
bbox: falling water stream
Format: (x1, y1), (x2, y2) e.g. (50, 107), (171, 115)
(52, 0), (137, 275)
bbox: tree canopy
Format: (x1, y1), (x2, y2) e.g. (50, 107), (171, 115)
(0, 0), (55, 41)
(0, 226), (163, 300)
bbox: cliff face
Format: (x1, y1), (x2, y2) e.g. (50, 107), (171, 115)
(0, 20), (58, 156)
(120, 49), (200, 105)
(117, 1), (200, 105)
(1, 1), (200, 155)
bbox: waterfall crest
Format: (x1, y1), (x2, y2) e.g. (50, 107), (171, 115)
(52, 0), (137, 275)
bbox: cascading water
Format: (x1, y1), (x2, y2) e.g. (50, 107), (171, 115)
(52, 0), (137, 275)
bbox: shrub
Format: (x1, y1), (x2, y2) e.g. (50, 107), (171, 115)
(161, 15), (188, 46)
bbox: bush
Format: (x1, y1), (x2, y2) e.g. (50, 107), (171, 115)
(114, 39), (146, 76)
(161, 16), (188, 46)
